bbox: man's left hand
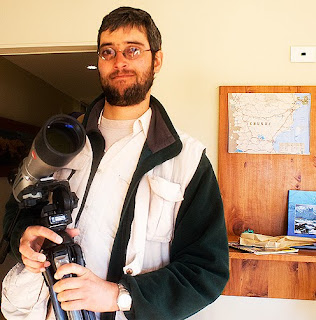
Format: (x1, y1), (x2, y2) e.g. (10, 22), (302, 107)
(53, 263), (119, 312)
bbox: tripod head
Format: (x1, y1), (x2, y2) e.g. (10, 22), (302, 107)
(18, 176), (95, 320)
(20, 178), (78, 232)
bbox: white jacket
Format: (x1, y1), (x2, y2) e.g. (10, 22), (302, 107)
(1, 130), (205, 320)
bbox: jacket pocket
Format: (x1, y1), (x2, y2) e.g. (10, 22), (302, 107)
(147, 176), (184, 242)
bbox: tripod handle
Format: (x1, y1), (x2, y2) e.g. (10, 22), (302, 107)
(43, 233), (96, 320)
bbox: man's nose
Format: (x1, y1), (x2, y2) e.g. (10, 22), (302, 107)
(113, 51), (128, 68)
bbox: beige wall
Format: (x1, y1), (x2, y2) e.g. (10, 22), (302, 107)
(1, 1), (316, 319)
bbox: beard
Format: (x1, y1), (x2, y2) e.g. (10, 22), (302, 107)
(99, 64), (155, 106)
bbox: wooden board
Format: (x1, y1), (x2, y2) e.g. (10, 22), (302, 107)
(224, 258), (316, 299)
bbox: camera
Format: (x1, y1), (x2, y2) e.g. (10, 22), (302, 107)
(1, 114), (96, 320)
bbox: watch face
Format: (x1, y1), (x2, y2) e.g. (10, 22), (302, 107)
(118, 294), (132, 308)
(117, 284), (132, 311)
(118, 293), (132, 310)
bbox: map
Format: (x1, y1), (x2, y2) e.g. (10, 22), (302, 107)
(228, 93), (311, 154)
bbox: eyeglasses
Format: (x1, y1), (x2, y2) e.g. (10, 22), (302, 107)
(98, 46), (152, 61)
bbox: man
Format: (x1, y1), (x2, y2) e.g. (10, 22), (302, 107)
(2, 6), (229, 320)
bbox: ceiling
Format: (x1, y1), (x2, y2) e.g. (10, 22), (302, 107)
(3, 51), (102, 107)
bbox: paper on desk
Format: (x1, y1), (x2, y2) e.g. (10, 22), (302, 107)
(240, 232), (316, 250)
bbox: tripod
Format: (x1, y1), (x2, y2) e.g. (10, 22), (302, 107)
(0, 178), (96, 320)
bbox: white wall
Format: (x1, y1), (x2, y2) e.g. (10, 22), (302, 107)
(1, 1), (316, 319)
(189, 295), (316, 320)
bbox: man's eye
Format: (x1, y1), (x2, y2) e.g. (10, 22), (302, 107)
(102, 48), (114, 56)
(127, 47), (141, 57)
(100, 48), (115, 59)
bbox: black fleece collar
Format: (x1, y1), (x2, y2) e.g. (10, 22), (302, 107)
(82, 93), (181, 154)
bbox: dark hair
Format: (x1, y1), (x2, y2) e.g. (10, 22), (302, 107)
(97, 7), (162, 53)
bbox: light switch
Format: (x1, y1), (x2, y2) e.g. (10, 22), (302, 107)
(291, 46), (316, 63)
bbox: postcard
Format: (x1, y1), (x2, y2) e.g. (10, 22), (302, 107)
(288, 190), (316, 238)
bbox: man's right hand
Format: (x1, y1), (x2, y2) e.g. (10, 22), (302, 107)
(19, 226), (79, 273)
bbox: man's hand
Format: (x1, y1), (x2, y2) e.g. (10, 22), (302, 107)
(53, 263), (119, 312)
(19, 226), (79, 273)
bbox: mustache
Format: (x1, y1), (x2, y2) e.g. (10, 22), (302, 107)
(110, 70), (136, 79)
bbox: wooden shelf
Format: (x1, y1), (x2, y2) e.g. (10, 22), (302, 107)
(219, 86), (316, 300)
(229, 248), (316, 262)
(224, 250), (316, 299)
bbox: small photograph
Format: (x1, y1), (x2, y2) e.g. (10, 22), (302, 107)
(294, 204), (316, 235)
(288, 190), (316, 238)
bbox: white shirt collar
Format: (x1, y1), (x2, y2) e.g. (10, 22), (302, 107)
(97, 107), (152, 137)
(133, 108), (152, 137)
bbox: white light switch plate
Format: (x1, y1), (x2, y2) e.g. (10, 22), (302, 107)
(291, 46), (316, 63)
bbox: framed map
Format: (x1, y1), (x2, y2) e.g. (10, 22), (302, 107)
(228, 93), (311, 154)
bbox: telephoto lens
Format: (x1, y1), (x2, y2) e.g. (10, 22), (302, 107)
(12, 114), (86, 201)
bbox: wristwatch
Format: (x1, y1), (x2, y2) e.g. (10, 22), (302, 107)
(117, 283), (132, 311)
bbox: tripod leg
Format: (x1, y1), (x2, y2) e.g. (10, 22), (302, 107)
(43, 267), (68, 320)
(71, 244), (97, 320)
(43, 236), (96, 320)
(52, 251), (86, 320)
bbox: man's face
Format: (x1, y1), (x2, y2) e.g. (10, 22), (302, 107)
(98, 26), (159, 106)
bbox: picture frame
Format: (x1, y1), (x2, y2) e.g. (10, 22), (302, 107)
(288, 190), (316, 238)
(0, 116), (39, 177)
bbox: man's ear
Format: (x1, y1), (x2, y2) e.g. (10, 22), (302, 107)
(153, 50), (163, 73)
